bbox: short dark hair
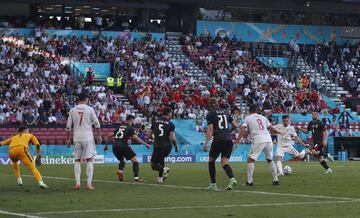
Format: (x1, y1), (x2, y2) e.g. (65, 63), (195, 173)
(282, 115), (289, 120)
(208, 97), (218, 109)
(78, 92), (88, 102)
(126, 115), (135, 121)
(18, 126), (28, 133)
(249, 104), (259, 113)
(163, 107), (173, 116)
(150, 111), (159, 118)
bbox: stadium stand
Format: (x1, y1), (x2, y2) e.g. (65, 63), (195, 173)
(182, 34), (326, 113)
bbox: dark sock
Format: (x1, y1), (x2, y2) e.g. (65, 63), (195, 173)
(158, 164), (164, 177)
(118, 160), (125, 171)
(320, 160), (329, 169)
(159, 160), (165, 177)
(151, 163), (164, 177)
(222, 164), (234, 179)
(208, 162), (216, 183)
(133, 162), (139, 177)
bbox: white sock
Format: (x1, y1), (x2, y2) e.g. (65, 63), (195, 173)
(247, 163), (255, 184)
(17, 177), (23, 184)
(74, 161), (81, 185)
(276, 160), (283, 174)
(86, 160), (94, 186)
(299, 150), (306, 158)
(269, 161), (278, 182)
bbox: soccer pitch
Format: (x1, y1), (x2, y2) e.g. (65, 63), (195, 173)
(1, 162), (360, 218)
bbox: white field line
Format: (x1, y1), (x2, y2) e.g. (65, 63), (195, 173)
(34, 200), (360, 215)
(0, 210), (43, 218)
(22, 175), (359, 201)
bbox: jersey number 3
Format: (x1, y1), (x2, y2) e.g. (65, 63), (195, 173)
(217, 115), (228, 129)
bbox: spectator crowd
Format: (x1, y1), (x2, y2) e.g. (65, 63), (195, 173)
(0, 20), (359, 129)
(0, 14), (165, 32)
(299, 41), (360, 96)
(183, 33), (325, 115)
(0, 30), (216, 126)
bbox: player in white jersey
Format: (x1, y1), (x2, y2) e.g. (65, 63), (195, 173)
(66, 93), (101, 190)
(273, 115), (308, 176)
(237, 104), (282, 186)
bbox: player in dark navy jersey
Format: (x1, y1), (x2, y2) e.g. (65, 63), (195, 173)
(203, 98), (239, 190)
(104, 115), (150, 182)
(297, 111), (333, 173)
(148, 108), (178, 183)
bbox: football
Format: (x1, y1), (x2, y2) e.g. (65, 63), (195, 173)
(283, 166), (292, 175)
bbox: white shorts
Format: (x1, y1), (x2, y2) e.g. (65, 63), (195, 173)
(249, 142), (273, 161)
(73, 141), (97, 160)
(276, 144), (300, 157)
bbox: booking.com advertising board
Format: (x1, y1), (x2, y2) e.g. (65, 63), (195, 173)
(0, 144), (298, 165)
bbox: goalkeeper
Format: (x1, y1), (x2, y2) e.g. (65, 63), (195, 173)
(0, 126), (49, 189)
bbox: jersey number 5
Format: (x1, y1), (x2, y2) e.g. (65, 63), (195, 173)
(78, 112), (84, 126)
(217, 115), (228, 129)
(158, 124), (164, 136)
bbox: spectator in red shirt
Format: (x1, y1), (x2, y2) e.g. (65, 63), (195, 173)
(87, 67), (95, 85)
(227, 92), (236, 104)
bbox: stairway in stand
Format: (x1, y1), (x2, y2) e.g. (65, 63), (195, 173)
(295, 56), (348, 109)
(115, 94), (148, 125)
(166, 32), (248, 113)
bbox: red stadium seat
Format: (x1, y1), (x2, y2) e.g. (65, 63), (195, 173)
(56, 139), (65, 145)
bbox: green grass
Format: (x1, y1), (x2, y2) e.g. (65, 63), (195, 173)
(1, 162), (360, 218)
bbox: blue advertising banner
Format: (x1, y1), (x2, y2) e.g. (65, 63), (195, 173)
(72, 62), (110, 80)
(0, 156), (11, 165)
(0, 155), (105, 165)
(143, 155), (196, 163)
(44, 29), (99, 38)
(0, 28), (33, 36)
(101, 31), (165, 41)
(0, 28), (164, 42)
(0, 143), (305, 165)
(197, 20), (354, 45)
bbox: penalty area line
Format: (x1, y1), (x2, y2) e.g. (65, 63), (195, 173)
(33, 200), (360, 215)
(22, 175), (359, 201)
(0, 209), (44, 218)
